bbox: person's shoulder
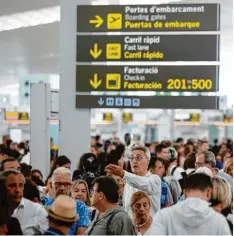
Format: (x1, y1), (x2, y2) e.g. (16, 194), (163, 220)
(75, 199), (88, 211)
(41, 196), (54, 206)
(111, 207), (130, 219)
(212, 209), (229, 222)
(23, 198), (47, 212)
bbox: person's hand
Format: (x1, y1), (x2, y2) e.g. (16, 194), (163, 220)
(105, 164), (125, 178)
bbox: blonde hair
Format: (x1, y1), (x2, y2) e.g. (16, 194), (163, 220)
(211, 176), (232, 209)
(71, 179), (91, 207)
(223, 159), (233, 176)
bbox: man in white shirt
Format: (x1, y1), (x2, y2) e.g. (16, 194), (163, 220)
(147, 173), (231, 235)
(105, 144), (161, 217)
(0, 169), (48, 235)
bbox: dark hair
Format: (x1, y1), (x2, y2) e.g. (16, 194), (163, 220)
(176, 138), (184, 143)
(31, 175), (45, 186)
(183, 152), (196, 170)
(19, 142), (25, 149)
(0, 157), (18, 171)
(48, 215), (74, 228)
(184, 173), (213, 191)
(155, 144), (167, 154)
(6, 140), (12, 148)
(106, 149), (122, 166)
(24, 180), (41, 202)
(0, 148), (15, 157)
(0, 205), (8, 225)
(20, 163), (32, 178)
(148, 156), (165, 170)
(92, 176), (119, 203)
(116, 144), (125, 156)
(31, 169), (43, 179)
(104, 140), (111, 153)
(48, 155), (71, 178)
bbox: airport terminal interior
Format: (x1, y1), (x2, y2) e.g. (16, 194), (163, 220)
(0, 0), (233, 235)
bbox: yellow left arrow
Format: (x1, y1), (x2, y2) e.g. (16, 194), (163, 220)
(89, 15), (104, 28)
(90, 74), (102, 89)
(90, 44), (102, 59)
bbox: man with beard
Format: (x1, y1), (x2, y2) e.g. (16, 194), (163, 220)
(42, 167), (89, 235)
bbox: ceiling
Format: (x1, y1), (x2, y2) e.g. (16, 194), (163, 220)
(0, 0), (232, 91)
(0, 0), (59, 16)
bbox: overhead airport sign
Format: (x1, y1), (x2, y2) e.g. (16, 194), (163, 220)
(76, 65), (219, 92)
(76, 35), (219, 62)
(76, 95), (219, 110)
(77, 4), (220, 32)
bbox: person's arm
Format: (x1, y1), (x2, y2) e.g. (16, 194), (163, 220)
(76, 226), (87, 235)
(37, 205), (49, 234)
(75, 202), (90, 235)
(123, 171), (161, 194)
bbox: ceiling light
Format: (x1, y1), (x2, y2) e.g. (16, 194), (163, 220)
(0, 6), (60, 32)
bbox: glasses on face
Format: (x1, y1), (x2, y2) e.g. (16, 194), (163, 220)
(129, 156), (145, 162)
(53, 182), (72, 188)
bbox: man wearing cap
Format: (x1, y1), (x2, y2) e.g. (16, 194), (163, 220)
(45, 195), (79, 235)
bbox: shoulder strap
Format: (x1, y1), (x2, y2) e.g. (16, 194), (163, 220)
(171, 166), (177, 176)
(107, 209), (125, 235)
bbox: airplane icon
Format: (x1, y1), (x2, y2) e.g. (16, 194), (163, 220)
(107, 13), (122, 29)
(110, 16), (120, 23)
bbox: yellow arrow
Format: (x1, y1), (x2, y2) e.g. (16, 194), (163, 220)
(90, 44), (102, 59)
(90, 74), (102, 89)
(89, 15), (104, 28)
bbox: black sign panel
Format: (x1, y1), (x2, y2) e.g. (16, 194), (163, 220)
(77, 4), (220, 32)
(76, 65), (219, 92)
(76, 95), (219, 109)
(76, 35), (219, 62)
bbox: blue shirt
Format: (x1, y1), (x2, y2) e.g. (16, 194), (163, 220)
(42, 196), (89, 235)
(161, 182), (168, 208)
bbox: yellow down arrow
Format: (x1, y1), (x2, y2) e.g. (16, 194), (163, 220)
(90, 44), (102, 59)
(89, 15), (104, 28)
(90, 74), (102, 89)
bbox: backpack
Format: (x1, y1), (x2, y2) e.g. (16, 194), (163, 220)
(171, 166), (188, 190)
(163, 176), (182, 203)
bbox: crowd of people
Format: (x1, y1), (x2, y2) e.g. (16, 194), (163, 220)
(0, 133), (233, 235)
